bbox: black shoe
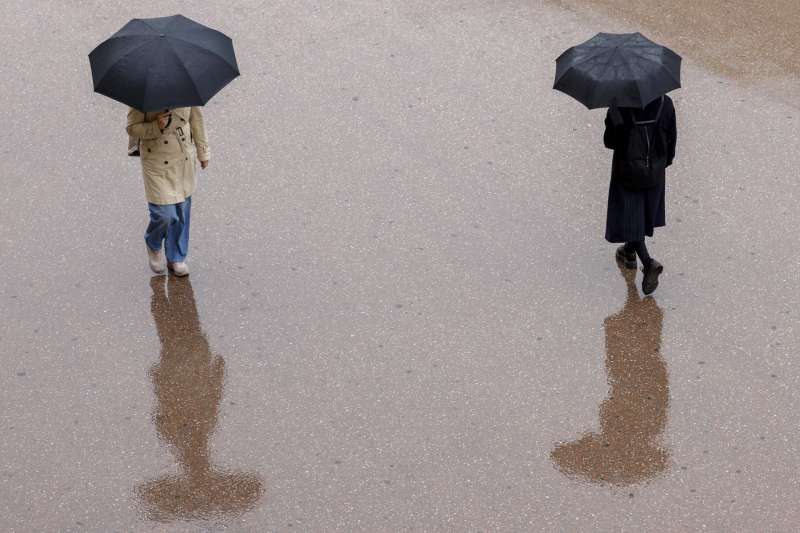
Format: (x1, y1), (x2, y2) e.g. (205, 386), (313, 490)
(615, 246), (637, 269)
(642, 259), (663, 295)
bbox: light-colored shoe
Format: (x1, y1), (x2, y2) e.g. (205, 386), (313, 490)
(168, 261), (190, 276)
(147, 246), (165, 273)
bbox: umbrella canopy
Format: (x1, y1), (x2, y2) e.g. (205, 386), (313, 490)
(553, 32), (681, 109)
(89, 15), (239, 112)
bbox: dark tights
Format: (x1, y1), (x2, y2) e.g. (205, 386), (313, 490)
(624, 240), (652, 267)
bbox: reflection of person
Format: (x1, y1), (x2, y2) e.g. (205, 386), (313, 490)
(136, 276), (263, 521)
(127, 107), (210, 276)
(551, 264), (669, 485)
(604, 95), (677, 295)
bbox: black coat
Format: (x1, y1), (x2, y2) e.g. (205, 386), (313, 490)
(604, 95), (677, 189)
(603, 96), (677, 243)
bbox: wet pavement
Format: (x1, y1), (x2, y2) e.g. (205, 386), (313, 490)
(1, 0), (799, 531)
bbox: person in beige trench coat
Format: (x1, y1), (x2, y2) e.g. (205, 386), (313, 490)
(127, 107), (210, 276)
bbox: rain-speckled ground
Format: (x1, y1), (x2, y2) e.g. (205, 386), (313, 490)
(1, 1), (799, 531)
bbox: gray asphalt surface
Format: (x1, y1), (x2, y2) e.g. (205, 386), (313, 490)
(1, 1), (799, 531)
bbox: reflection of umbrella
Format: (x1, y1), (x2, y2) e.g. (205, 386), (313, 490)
(137, 471), (264, 522)
(137, 277), (263, 522)
(550, 264), (669, 486)
(554, 32), (681, 109)
(89, 14), (239, 111)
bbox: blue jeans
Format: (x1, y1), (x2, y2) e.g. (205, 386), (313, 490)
(145, 197), (191, 263)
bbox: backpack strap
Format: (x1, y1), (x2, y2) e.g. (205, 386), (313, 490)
(628, 96), (666, 169)
(632, 96), (665, 126)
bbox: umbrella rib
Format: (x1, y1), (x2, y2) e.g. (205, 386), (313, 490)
(164, 14), (183, 33)
(557, 34), (638, 82)
(596, 47), (622, 83)
(618, 50), (645, 108)
(621, 47), (681, 104)
(139, 37), (170, 111)
(166, 35), (239, 73)
(560, 46), (613, 72)
(99, 30), (158, 44)
(586, 45), (630, 107)
(165, 43), (204, 104)
(659, 61), (682, 87)
(141, 62), (153, 112)
(622, 46), (681, 87)
(115, 18), (160, 38)
(93, 39), (156, 92)
(139, 19), (164, 34)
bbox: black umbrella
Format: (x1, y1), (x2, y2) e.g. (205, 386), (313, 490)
(89, 15), (240, 112)
(553, 32), (681, 109)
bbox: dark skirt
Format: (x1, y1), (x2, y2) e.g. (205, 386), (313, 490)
(605, 179), (666, 243)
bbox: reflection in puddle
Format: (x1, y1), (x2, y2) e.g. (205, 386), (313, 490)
(136, 276), (263, 521)
(551, 265), (669, 485)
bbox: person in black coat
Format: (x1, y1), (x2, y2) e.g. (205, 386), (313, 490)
(603, 94), (677, 295)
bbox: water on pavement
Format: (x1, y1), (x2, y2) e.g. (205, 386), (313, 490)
(1, 0), (798, 531)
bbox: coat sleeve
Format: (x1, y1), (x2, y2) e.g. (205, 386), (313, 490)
(603, 110), (620, 150)
(189, 107), (210, 162)
(126, 108), (162, 140)
(665, 105), (677, 167)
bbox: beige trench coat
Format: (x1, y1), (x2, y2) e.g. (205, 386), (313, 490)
(126, 107), (210, 205)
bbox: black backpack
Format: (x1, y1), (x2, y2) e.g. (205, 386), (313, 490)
(617, 96), (667, 190)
